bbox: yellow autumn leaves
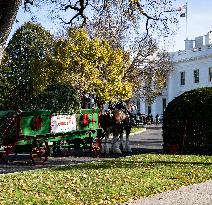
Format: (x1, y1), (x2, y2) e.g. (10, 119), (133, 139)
(1, 24), (135, 109)
(51, 28), (133, 103)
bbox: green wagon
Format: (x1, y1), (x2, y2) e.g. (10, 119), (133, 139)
(0, 108), (103, 164)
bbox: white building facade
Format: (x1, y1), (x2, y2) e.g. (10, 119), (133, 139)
(138, 31), (212, 118)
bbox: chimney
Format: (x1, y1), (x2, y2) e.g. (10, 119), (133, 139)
(195, 36), (203, 48)
(184, 38), (194, 50)
(205, 31), (212, 45)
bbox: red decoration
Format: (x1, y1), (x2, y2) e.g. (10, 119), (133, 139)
(32, 116), (43, 130)
(80, 114), (96, 127)
(82, 114), (89, 126)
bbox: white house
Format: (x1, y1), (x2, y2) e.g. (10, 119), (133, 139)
(137, 31), (212, 118)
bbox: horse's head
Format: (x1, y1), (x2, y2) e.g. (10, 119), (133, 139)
(112, 110), (129, 124)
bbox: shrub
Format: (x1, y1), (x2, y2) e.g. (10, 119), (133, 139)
(163, 87), (212, 155)
(26, 83), (81, 114)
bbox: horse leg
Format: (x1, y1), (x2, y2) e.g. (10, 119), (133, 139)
(111, 126), (122, 154)
(102, 129), (110, 154)
(125, 127), (132, 152)
(119, 130), (125, 152)
(111, 135), (122, 154)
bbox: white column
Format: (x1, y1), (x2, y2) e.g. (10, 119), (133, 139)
(151, 100), (157, 117)
(139, 99), (146, 114)
(167, 74), (173, 103)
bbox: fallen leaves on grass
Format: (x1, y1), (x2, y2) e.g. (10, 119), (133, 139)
(0, 154), (211, 205)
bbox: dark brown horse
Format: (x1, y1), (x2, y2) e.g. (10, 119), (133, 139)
(99, 102), (133, 154)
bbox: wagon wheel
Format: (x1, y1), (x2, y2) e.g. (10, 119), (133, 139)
(0, 115), (18, 163)
(91, 137), (102, 158)
(0, 146), (18, 163)
(30, 140), (50, 165)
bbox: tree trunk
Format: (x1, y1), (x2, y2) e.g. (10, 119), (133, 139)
(0, 0), (21, 63)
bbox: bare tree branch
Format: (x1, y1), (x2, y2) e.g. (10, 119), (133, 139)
(24, 0), (34, 11)
(61, 0), (88, 26)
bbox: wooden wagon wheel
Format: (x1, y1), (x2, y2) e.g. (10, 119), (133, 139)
(0, 134), (17, 163)
(0, 114), (18, 163)
(91, 137), (102, 158)
(30, 140), (50, 165)
(0, 145), (17, 163)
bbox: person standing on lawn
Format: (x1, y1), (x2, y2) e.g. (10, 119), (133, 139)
(155, 114), (160, 126)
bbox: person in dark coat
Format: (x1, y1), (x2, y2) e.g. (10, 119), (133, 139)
(155, 114), (160, 126)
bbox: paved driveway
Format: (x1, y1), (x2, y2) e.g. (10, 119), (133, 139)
(130, 125), (163, 154)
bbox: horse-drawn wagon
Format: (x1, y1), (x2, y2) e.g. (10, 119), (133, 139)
(0, 108), (103, 164)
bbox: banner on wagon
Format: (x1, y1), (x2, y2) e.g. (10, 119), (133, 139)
(50, 114), (77, 133)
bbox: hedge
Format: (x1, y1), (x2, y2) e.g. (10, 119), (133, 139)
(163, 87), (212, 155)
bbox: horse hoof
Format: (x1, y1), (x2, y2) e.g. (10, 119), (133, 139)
(125, 144), (132, 153)
(112, 148), (122, 154)
(123, 149), (132, 153)
(105, 147), (110, 154)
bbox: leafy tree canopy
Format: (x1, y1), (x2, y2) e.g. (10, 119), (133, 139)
(27, 83), (81, 113)
(86, 12), (173, 103)
(53, 28), (133, 103)
(0, 22), (54, 110)
(1, 22), (133, 110)
(0, 22), (81, 113)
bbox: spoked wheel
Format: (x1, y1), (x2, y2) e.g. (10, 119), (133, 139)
(0, 115), (18, 163)
(30, 140), (50, 165)
(91, 137), (102, 158)
(0, 145), (17, 163)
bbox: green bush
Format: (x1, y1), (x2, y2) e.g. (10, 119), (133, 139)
(26, 83), (81, 114)
(163, 87), (212, 155)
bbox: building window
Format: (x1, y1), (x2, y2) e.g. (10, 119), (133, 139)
(136, 99), (140, 113)
(193, 69), (199, 83)
(180, 71), (185, 85)
(147, 106), (151, 115)
(209, 67), (212, 81)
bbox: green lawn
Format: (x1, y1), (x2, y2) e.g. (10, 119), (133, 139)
(0, 154), (212, 205)
(131, 125), (145, 133)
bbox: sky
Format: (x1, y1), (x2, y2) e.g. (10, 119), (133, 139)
(172, 0), (212, 51)
(10, 0), (212, 52)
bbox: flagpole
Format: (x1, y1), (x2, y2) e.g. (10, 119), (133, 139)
(186, 2), (188, 38)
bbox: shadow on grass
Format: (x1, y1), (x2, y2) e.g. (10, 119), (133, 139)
(0, 147), (162, 168)
(1, 147), (212, 175)
(52, 155), (212, 172)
